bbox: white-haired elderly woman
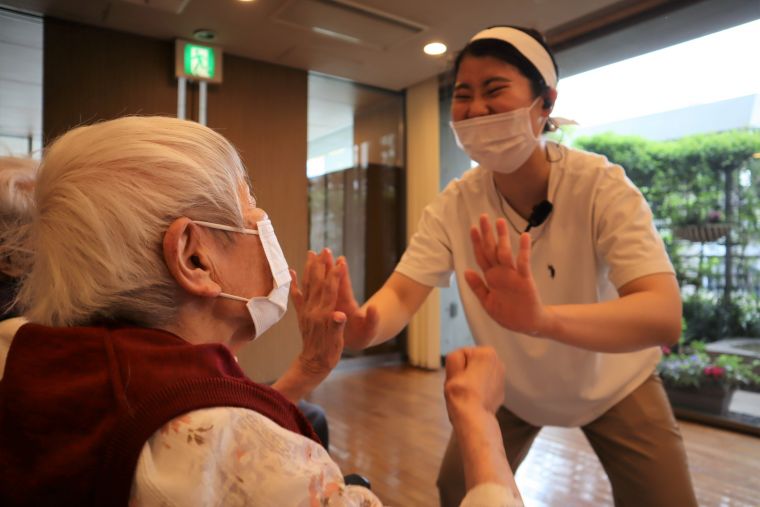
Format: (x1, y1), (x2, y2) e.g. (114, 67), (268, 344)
(0, 155), (37, 377)
(0, 116), (523, 507)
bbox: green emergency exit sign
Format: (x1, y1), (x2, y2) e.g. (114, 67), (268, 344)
(184, 44), (215, 79)
(175, 40), (223, 84)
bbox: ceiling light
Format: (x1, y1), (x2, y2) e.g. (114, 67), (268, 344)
(312, 26), (362, 45)
(193, 29), (216, 42)
(423, 42), (447, 56)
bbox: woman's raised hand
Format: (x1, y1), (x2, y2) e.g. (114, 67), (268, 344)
(333, 256), (380, 350)
(465, 214), (552, 337)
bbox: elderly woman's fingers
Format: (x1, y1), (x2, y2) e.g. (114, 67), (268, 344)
(302, 251), (317, 300)
(320, 259), (343, 309)
(322, 248), (335, 272)
(306, 249), (328, 304)
(326, 309), (347, 353)
(289, 268), (305, 316)
(444, 348), (467, 379)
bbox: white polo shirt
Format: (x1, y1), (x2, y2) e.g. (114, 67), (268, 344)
(396, 145), (673, 426)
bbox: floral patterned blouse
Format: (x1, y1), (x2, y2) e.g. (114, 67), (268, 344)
(129, 407), (522, 506)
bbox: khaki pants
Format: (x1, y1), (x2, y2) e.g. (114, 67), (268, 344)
(437, 374), (698, 507)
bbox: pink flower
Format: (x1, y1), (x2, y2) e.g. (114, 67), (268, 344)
(703, 366), (725, 378)
(661, 346), (672, 355)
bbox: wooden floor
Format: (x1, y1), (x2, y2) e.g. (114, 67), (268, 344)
(307, 363), (760, 507)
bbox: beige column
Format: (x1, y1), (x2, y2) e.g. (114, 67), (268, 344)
(405, 76), (441, 369)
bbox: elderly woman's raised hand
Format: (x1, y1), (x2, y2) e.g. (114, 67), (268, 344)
(289, 249), (347, 382)
(444, 346), (506, 416)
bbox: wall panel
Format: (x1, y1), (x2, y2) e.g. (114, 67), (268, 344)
(207, 53), (308, 383)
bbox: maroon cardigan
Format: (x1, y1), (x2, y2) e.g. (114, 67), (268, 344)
(0, 324), (318, 507)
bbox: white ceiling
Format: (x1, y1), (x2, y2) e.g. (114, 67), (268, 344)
(2, 0), (623, 91)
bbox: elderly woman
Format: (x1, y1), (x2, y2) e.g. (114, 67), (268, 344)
(0, 116), (522, 506)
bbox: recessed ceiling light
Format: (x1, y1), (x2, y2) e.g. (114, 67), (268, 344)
(424, 42), (447, 56)
(193, 29), (216, 42)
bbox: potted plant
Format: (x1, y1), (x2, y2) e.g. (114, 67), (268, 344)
(657, 341), (760, 415)
(672, 208), (731, 243)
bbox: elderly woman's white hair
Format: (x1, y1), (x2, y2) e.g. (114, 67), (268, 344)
(0, 156), (37, 278)
(16, 116), (249, 327)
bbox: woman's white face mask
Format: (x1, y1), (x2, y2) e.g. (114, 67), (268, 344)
(450, 98), (544, 174)
(193, 219), (290, 341)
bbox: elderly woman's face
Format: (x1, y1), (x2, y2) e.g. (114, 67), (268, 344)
(215, 187), (273, 301)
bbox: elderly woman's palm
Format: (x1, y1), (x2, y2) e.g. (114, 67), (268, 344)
(289, 249), (347, 377)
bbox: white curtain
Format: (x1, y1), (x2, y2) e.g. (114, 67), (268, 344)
(404, 77), (441, 369)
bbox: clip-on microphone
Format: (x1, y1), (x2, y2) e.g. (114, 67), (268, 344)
(524, 200), (553, 232)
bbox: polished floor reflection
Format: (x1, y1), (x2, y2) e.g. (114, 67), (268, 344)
(307, 363), (760, 507)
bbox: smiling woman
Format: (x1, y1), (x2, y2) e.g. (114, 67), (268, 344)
(340, 24), (699, 507)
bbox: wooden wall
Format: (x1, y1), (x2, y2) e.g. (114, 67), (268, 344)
(43, 18), (307, 383)
(43, 19), (178, 142)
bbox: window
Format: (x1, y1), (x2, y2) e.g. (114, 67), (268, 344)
(307, 73), (406, 355)
(0, 9), (42, 158)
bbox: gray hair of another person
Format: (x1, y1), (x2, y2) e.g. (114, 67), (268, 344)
(0, 156), (37, 278)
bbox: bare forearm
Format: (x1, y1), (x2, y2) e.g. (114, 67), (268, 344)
(451, 406), (520, 498)
(362, 287), (415, 346)
(346, 272), (433, 350)
(543, 290), (681, 353)
(271, 360), (324, 403)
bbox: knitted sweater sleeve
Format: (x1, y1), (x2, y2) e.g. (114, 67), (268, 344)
(129, 406), (383, 506)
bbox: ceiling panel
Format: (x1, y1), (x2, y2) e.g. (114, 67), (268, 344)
(0, 0), (624, 91)
(6, 0), (723, 149)
(272, 0), (427, 50)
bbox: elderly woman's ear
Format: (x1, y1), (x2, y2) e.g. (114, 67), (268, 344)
(163, 217), (222, 298)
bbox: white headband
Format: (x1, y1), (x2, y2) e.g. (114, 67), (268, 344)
(469, 27), (557, 89)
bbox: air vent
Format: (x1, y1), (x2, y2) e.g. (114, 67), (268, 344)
(118, 0), (191, 15)
(273, 0), (428, 50)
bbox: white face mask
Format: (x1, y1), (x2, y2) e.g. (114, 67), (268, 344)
(193, 219), (291, 341)
(450, 98), (544, 174)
